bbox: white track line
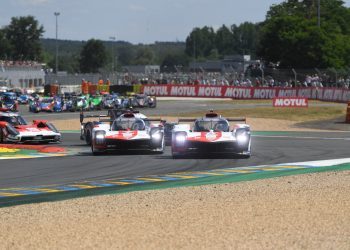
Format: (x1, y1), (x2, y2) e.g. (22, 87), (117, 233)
(253, 135), (350, 140)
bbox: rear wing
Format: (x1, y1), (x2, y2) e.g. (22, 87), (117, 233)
(145, 118), (163, 122)
(177, 117), (246, 124)
(226, 117), (246, 123)
(80, 109), (143, 124)
(79, 112), (110, 124)
(178, 118), (197, 123)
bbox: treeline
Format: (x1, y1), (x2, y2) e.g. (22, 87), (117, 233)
(1, 0), (350, 73)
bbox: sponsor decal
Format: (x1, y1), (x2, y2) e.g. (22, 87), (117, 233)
(122, 131), (137, 139)
(141, 85), (350, 103)
(273, 97), (308, 107)
(205, 132), (218, 141)
(187, 132), (222, 142)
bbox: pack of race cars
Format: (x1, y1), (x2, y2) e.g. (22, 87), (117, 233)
(0, 107), (251, 158)
(26, 93), (157, 113)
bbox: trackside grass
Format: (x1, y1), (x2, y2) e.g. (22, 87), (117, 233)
(182, 106), (346, 121)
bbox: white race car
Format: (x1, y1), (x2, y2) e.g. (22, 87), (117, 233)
(171, 111), (251, 158)
(89, 110), (165, 155)
(0, 111), (61, 143)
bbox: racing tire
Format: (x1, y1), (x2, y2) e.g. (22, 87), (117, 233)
(236, 139), (251, 159)
(0, 130), (3, 143)
(149, 98), (157, 108)
(152, 137), (165, 154)
(91, 143), (104, 155)
(85, 128), (92, 145)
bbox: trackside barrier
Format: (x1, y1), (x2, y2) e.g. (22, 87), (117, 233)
(346, 102), (350, 123)
(109, 85), (133, 94)
(141, 84), (350, 103)
(97, 85), (110, 93)
(133, 84), (143, 94)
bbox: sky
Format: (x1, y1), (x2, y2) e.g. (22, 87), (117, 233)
(1, 0), (350, 44)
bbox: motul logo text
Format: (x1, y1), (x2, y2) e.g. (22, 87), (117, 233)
(273, 98), (308, 107)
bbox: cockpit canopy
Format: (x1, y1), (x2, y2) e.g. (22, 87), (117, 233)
(193, 119), (229, 132)
(112, 118), (148, 131)
(0, 115), (27, 126)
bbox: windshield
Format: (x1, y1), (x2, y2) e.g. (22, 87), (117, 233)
(194, 120), (229, 132)
(112, 118), (146, 131)
(4, 94), (17, 100)
(0, 115), (27, 126)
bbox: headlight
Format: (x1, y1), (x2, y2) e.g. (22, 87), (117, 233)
(152, 132), (162, 140)
(176, 134), (186, 143)
(95, 131), (106, 145)
(236, 130), (249, 144)
(96, 133), (105, 140)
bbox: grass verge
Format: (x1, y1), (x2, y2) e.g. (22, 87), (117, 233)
(181, 106), (346, 122)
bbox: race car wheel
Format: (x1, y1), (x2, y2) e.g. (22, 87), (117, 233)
(0, 130), (3, 143)
(91, 143), (104, 155)
(152, 137), (165, 154)
(85, 129), (92, 145)
(150, 98), (157, 108)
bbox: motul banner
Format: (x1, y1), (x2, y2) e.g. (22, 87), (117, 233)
(141, 85), (350, 103)
(273, 97), (308, 107)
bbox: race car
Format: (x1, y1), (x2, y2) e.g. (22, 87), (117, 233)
(128, 93), (157, 108)
(76, 95), (89, 111)
(80, 109), (126, 145)
(88, 94), (103, 110)
(171, 111), (251, 158)
(102, 94), (118, 109)
(17, 94), (30, 105)
(39, 96), (63, 112)
(63, 95), (78, 112)
(163, 121), (178, 146)
(0, 92), (18, 112)
(0, 111), (61, 143)
(28, 98), (41, 113)
(80, 109), (164, 154)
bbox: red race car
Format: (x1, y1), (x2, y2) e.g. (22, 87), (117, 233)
(0, 111), (61, 143)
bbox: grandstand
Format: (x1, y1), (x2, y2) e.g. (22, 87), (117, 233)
(0, 61), (45, 89)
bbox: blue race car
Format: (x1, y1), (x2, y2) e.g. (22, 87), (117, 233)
(28, 97), (42, 113)
(0, 92), (18, 111)
(40, 96), (63, 112)
(17, 94), (30, 104)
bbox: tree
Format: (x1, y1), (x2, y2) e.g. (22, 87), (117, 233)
(231, 22), (260, 57)
(185, 26), (216, 58)
(132, 47), (154, 65)
(160, 53), (189, 72)
(215, 25), (235, 56)
(258, 0), (350, 68)
(79, 39), (107, 73)
(0, 29), (11, 59)
(5, 16), (44, 60)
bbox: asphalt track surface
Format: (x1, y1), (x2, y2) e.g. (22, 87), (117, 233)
(0, 101), (349, 189)
(1, 131), (350, 189)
